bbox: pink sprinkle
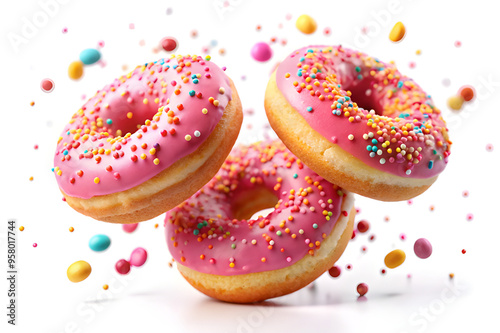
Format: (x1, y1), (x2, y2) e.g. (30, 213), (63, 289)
(454, 40), (462, 47)
(409, 61), (416, 69)
(97, 40), (105, 48)
(324, 27), (331, 35)
(286, 257), (292, 262)
(400, 233), (406, 241)
(486, 144), (494, 152)
(466, 213), (474, 221)
(62, 27), (68, 33)
(129, 23), (135, 29)
(462, 190), (469, 198)
(33, 243), (37, 248)
(41, 78), (55, 93)
(34, 145), (39, 150)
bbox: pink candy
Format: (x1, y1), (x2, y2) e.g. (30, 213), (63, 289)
(251, 42), (272, 62)
(414, 238), (432, 259)
(129, 247), (148, 267)
(122, 223), (139, 233)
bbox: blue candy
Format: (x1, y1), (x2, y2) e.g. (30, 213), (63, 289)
(79, 48), (101, 65)
(88, 234), (111, 252)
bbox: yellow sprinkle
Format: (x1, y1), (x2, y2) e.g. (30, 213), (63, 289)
(94, 177), (100, 184)
(103, 284), (109, 290)
(143, 98), (148, 104)
(19, 226), (24, 232)
(384, 249), (406, 269)
(389, 22), (406, 42)
(67, 261), (92, 283)
(229, 263), (235, 268)
(416, 49), (422, 55)
(127, 112), (133, 119)
(153, 158), (160, 165)
(69, 227), (74, 232)
(202, 108), (208, 114)
(29, 176), (34, 181)
(140, 153), (147, 159)
(149, 148), (156, 155)
(219, 87), (225, 94)
(185, 135), (192, 141)
(57, 170), (62, 176)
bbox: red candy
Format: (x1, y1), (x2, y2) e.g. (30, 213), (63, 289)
(328, 265), (341, 278)
(356, 220), (370, 233)
(122, 223), (139, 233)
(115, 259), (131, 275)
(357, 283), (368, 296)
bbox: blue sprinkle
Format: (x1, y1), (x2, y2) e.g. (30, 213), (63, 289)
(344, 96), (350, 101)
(337, 103), (342, 109)
(297, 70), (303, 77)
(428, 161), (434, 169)
(307, 49), (314, 53)
(106, 119), (112, 125)
(310, 74), (316, 79)
(357, 74), (363, 80)
(193, 79), (199, 84)
(371, 139), (378, 144)
(193, 229), (199, 236)
(306, 106), (313, 112)
(51, 168), (54, 172)
(300, 57), (305, 62)
(372, 146), (378, 152)
(189, 90), (196, 97)
(63, 150), (69, 155)
(67, 131), (70, 135)
(312, 223), (318, 229)
(397, 81), (404, 89)
(293, 173), (298, 179)
(173, 64), (178, 69)
(366, 145), (372, 151)
(191, 74), (197, 79)
(83, 150), (88, 154)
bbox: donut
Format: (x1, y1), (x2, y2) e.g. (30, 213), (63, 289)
(165, 140), (355, 303)
(54, 55), (242, 223)
(265, 45), (451, 201)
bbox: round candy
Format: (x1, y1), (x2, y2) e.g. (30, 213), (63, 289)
(384, 249), (406, 269)
(356, 220), (370, 233)
(328, 265), (341, 278)
(67, 260), (92, 283)
(122, 223), (139, 233)
(68, 61), (84, 80)
(161, 37), (178, 52)
(115, 259), (131, 275)
(447, 95), (464, 110)
(357, 283), (369, 296)
(389, 22), (406, 42)
(251, 42), (273, 62)
(129, 247), (148, 267)
(88, 234), (111, 252)
(40, 78), (54, 93)
(414, 238), (432, 259)
(79, 48), (101, 65)
(295, 14), (317, 34)
(459, 86), (475, 102)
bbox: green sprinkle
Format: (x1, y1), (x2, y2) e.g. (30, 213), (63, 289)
(312, 223), (318, 229)
(276, 230), (282, 236)
(231, 244), (236, 249)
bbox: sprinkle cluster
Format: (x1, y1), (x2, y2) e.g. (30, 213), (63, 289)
(54, 55), (231, 198)
(165, 140), (350, 276)
(278, 46), (451, 178)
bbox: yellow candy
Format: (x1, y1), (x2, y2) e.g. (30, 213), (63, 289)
(389, 22), (406, 42)
(384, 249), (406, 269)
(447, 95), (464, 111)
(67, 260), (92, 283)
(296, 14), (317, 34)
(68, 60), (84, 80)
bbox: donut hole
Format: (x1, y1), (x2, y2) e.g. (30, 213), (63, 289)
(231, 188), (278, 220)
(344, 80), (384, 116)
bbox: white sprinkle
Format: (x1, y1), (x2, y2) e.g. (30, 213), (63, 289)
(194, 130), (201, 137)
(299, 229), (304, 234)
(348, 134), (354, 141)
(369, 152), (376, 157)
(368, 132), (374, 138)
(363, 134), (369, 140)
(377, 150), (383, 155)
(406, 170), (412, 175)
(380, 158), (386, 164)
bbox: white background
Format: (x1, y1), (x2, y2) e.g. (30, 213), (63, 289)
(1, 0), (500, 332)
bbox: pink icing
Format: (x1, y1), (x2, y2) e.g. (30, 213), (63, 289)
(54, 56), (232, 199)
(164, 140), (351, 276)
(275, 45), (451, 178)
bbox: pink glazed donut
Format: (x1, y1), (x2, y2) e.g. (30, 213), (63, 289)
(265, 45), (451, 201)
(54, 55), (242, 223)
(165, 140), (355, 303)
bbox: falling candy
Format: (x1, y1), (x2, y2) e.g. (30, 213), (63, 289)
(251, 42), (273, 62)
(296, 14), (317, 34)
(88, 234), (111, 252)
(67, 260), (92, 283)
(414, 238), (432, 259)
(129, 247), (148, 267)
(389, 22), (406, 42)
(384, 249), (406, 268)
(79, 48), (101, 65)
